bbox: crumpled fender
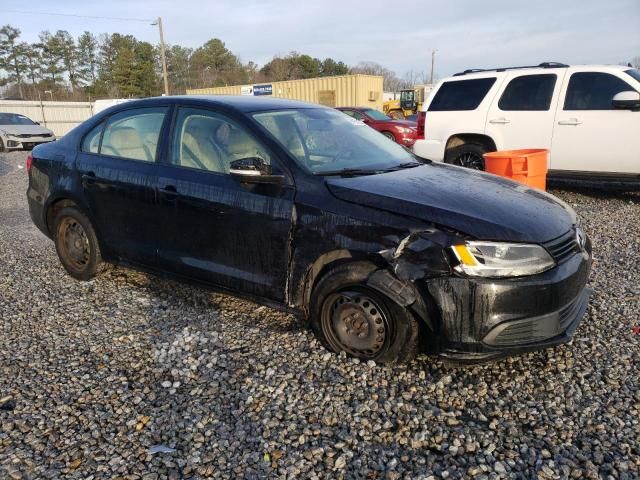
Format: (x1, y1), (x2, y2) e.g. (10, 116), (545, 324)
(378, 229), (453, 281)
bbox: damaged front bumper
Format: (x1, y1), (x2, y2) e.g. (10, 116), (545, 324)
(424, 249), (592, 363)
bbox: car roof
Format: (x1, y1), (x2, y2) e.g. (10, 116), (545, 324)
(337, 107), (371, 111)
(106, 95), (324, 113)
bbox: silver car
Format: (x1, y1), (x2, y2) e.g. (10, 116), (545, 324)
(0, 113), (56, 151)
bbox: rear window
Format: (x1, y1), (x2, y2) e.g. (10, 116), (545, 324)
(498, 74), (557, 111)
(428, 78), (496, 111)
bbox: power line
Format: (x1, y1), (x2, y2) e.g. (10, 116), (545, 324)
(0, 9), (152, 23)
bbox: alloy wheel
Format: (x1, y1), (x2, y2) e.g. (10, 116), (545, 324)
(456, 152), (485, 170)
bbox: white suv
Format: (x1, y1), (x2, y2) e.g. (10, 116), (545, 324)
(413, 63), (640, 187)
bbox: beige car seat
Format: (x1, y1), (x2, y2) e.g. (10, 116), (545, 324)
(180, 117), (226, 173)
(103, 127), (153, 161)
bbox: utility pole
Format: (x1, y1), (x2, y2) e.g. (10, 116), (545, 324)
(154, 17), (170, 96)
(429, 49), (438, 85)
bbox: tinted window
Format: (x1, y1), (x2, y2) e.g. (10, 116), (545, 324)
(429, 78), (497, 111)
(172, 107), (271, 174)
(498, 74), (557, 111)
(82, 123), (103, 153)
(564, 72), (636, 110)
(101, 108), (167, 161)
(624, 69), (640, 83)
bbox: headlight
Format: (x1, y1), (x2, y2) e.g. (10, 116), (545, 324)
(451, 241), (555, 278)
(396, 127), (414, 134)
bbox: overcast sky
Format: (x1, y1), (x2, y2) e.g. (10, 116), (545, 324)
(2, 0), (639, 79)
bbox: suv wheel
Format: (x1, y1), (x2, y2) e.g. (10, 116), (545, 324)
(310, 262), (420, 364)
(446, 143), (487, 170)
(53, 207), (105, 281)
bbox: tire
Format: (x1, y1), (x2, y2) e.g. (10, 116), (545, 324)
(381, 131), (396, 142)
(309, 261), (420, 364)
(0, 138), (5, 153)
(389, 110), (404, 120)
(445, 143), (488, 170)
(53, 206), (104, 281)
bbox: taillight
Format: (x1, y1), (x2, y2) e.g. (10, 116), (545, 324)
(26, 154), (33, 174)
(416, 111), (426, 140)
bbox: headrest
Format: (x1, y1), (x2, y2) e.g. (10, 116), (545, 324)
(110, 127), (143, 150)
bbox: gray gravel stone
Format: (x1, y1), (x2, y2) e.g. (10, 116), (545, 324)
(1, 150), (639, 479)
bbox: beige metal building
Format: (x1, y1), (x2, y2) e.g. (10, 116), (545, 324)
(186, 74), (384, 110)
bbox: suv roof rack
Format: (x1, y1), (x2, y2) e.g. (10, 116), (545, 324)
(453, 62), (569, 77)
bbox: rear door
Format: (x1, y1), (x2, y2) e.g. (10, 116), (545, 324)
(485, 71), (565, 152)
(75, 106), (168, 265)
(155, 106), (295, 301)
(550, 69), (640, 174)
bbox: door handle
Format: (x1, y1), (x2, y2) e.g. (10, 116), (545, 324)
(159, 185), (178, 201)
(489, 117), (511, 124)
(81, 171), (96, 185)
(557, 118), (583, 126)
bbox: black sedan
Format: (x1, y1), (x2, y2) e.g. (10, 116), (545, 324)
(27, 95), (592, 364)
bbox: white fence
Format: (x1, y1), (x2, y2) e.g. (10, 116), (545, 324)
(0, 100), (94, 137)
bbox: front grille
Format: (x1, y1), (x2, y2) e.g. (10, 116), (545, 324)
(544, 230), (580, 264)
(14, 133), (50, 138)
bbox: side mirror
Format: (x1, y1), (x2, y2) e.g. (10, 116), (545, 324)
(612, 91), (640, 111)
(229, 157), (284, 185)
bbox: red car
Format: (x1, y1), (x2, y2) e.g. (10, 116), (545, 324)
(336, 107), (417, 146)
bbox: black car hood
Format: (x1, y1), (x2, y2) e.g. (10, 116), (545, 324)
(326, 163), (576, 243)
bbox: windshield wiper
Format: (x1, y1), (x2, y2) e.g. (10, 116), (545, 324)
(314, 168), (383, 176)
(380, 161), (423, 172)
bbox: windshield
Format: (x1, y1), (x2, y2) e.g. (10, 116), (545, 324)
(0, 113), (36, 126)
(252, 108), (418, 175)
(624, 69), (640, 83)
(363, 109), (391, 120)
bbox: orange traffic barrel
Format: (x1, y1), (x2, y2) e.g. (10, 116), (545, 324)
(483, 149), (549, 190)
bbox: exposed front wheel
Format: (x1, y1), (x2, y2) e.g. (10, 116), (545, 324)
(310, 262), (420, 364)
(53, 207), (104, 281)
(445, 143), (488, 170)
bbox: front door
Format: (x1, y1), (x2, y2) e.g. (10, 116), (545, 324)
(75, 106), (168, 264)
(550, 70), (640, 174)
(155, 106), (295, 301)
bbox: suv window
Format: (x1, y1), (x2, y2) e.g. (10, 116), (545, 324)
(172, 107), (271, 174)
(100, 107), (167, 161)
(429, 78), (497, 111)
(564, 72), (636, 110)
(499, 74), (557, 111)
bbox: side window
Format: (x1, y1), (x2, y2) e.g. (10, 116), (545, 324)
(81, 122), (103, 153)
(428, 78), (497, 111)
(564, 72), (636, 110)
(172, 107), (271, 174)
(498, 74), (557, 111)
(341, 110), (364, 120)
(101, 107), (167, 161)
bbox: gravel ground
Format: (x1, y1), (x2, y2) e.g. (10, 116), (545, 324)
(1, 150), (638, 480)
